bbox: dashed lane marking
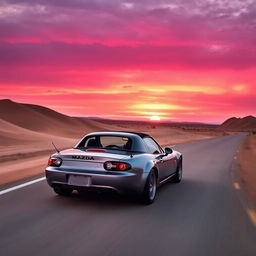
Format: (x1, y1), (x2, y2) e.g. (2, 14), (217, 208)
(233, 182), (241, 190)
(247, 208), (256, 227)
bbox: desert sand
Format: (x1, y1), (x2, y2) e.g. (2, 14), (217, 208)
(239, 134), (256, 207)
(0, 99), (239, 185)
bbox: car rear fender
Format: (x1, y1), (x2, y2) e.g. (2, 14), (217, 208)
(175, 152), (182, 166)
(143, 160), (159, 179)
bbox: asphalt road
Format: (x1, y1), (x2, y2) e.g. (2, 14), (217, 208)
(0, 134), (256, 256)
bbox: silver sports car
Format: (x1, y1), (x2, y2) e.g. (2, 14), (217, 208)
(45, 131), (183, 204)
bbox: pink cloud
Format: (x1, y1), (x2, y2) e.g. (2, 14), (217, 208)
(0, 42), (255, 70)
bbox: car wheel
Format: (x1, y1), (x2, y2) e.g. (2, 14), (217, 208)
(53, 186), (73, 196)
(141, 170), (157, 205)
(172, 161), (182, 183)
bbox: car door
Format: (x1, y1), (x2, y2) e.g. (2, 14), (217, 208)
(161, 150), (177, 176)
(143, 137), (167, 180)
(152, 139), (177, 178)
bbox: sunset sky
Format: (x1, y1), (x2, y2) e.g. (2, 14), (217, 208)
(0, 0), (256, 123)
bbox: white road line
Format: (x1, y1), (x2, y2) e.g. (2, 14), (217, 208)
(0, 177), (46, 196)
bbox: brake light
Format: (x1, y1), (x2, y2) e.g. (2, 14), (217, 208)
(104, 161), (131, 171)
(48, 157), (62, 167)
(86, 149), (106, 152)
(118, 163), (127, 171)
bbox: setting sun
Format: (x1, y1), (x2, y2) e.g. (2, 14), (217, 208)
(150, 116), (161, 121)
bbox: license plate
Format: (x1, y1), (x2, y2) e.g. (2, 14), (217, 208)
(68, 175), (91, 186)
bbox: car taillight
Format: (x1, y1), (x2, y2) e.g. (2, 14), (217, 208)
(104, 161), (131, 171)
(48, 157), (62, 167)
(86, 149), (106, 152)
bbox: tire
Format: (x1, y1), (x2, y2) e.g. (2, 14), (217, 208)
(172, 160), (182, 183)
(141, 170), (157, 205)
(53, 186), (73, 196)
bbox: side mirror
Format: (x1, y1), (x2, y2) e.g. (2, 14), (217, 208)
(164, 147), (173, 155)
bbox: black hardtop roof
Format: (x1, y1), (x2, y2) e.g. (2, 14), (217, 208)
(116, 131), (150, 138)
(87, 131), (150, 138)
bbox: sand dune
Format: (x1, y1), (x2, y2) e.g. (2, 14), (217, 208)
(0, 99), (109, 137)
(0, 118), (76, 160)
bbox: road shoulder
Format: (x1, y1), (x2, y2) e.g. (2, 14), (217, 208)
(230, 133), (256, 227)
(239, 133), (256, 208)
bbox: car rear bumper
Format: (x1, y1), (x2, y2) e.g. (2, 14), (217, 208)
(45, 167), (145, 194)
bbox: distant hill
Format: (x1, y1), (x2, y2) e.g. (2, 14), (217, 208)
(219, 116), (256, 131)
(0, 99), (106, 137)
(80, 116), (109, 121)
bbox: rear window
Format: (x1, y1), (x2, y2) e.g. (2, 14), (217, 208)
(77, 136), (132, 151)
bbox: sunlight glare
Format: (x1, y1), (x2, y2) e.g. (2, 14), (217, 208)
(150, 116), (161, 121)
